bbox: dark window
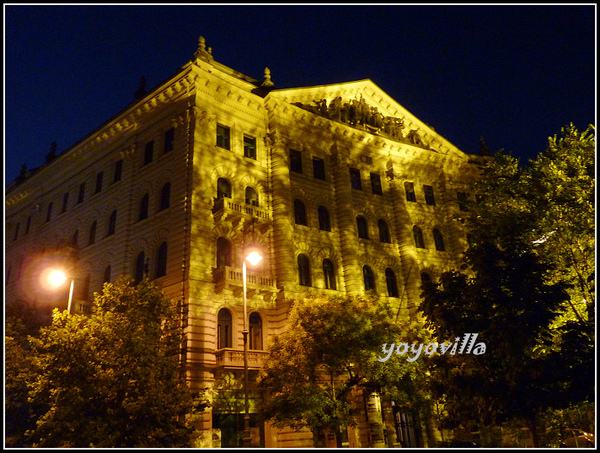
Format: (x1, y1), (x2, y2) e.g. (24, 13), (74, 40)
(155, 242), (168, 278)
(164, 127), (175, 154)
(144, 141), (154, 165)
(413, 226), (425, 249)
(89, 221), (97, 245)
(217, 308), (233, 349)
(421, 272), (432, 287)
(13, 223), (20, 241)
(46, 202), (53, 222)
(404, 182), (416, 202)
(290, 149), (302, 173)
(216, 237), (232, 268)
(363, 265), (376, 292)
(298, 254), (312, 286)
(135, 251), (146, 284)
(244, 135), (257, 159)
(433, 228), (446, 251)
(107, 210), (117, 236)
(350, 168), (362, 190)
(216, 124), (230, 150)
(113, 160), (123, 183)
(249, 312), (263, 350)
(313, 157), (326, 180)
(371, 173), (383, 195)
(139, 194), (149, 221)
(160, 182), (171, 211)
(25, 216), (31, 234)
(103, 265), (111, 284)
(217, 178), (231, 199)
(78, 183), (86, 203)
(385, 268), (400, 297)
(72, 230), (79, 248)
(323, 259), (336, 290)
(245, 187), (259, 206)
(61, 192), (69, 213)
(95, 172), (103, 194)
(357, 215), (369, 239)
(457, 191), (469, 211)
(294, 199), (307, 226)
(318, 206), (331, 231)
(423, 185), (436, 206)
(378, 219), (391, 243)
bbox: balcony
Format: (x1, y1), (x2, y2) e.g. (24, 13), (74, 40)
(215, 348), (269, 369)
(212, 197), (270, 224)
(213, 266), (277, 297)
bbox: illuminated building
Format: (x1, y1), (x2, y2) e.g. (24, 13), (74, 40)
(5, 36), (483, 447)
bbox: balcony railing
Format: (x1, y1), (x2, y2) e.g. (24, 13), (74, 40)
(212, 197), (270, 221)
(213, 266), (277, 295)
(215, 348), (269, 369)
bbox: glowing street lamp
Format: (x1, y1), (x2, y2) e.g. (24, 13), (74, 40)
(48, 270), (75, 314)
(242, 244), (262, 447)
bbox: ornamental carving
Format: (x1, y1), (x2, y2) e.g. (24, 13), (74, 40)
(292, 96), (430, 149)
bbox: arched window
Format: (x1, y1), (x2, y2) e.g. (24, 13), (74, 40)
(139, 193), (149, 221)
(323, 259), (336, 290)
(217, 178), (231, 199)
(318, 206), (331, 231)
(217, 308), (232, 349)
(107, 210), (117, 236)
(298, 254), (311, 286)
(378, 219), (391, 243)
(155, 242), (168, 278)
(433, 228), (445, 251)
(413, 226), (425, 249)
(216, 237), (232, 268)
(357, 215), (369, 239)
(363, 265), (376, 292)
(294, 199), (307, 226)
(135, 251), (146, 284)
(103, 265), (111, 284)
(159, 182), (171, 211)
(249, 312), (263, 350)
(245, 187), (259, 206)
(88, 221), (97, 245)
(385, 268), (399, 297)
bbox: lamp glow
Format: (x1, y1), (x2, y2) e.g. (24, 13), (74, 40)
(246, 251), (262, 266)
(49, 270), (68, 286)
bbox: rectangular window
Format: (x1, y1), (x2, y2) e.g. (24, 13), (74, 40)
(164, 127), (175, 154)
(46, 202), (53, 222)
(370, 173), (383, 195)
(457, 191), (469, 211)
(216, 124), (230, 150)
(78, 182), (86, 203)
(25, 216), (31, 234)
(405, 182), (416, 202)
(244, 135), (257, 159)
(144, 141), (154, 165)
(423, 185), (436, 206)
(113, 160), (123, 183)
(350, 168), (362, 190)
(313, 157), (326, 180)
(290, 149), (302, 173)
(95, 172), (103, 194)
(13, 223), (20, 241)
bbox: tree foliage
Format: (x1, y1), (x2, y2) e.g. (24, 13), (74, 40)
(15, 276), (205, 448)
(258, 294), (427, 446)
(420, 124), (595, 446)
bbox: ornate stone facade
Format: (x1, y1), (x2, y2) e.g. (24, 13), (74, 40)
(5, 37), (483, 448)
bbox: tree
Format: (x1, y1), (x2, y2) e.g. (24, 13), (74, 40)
(258, 294), (427, 447)
(421, 123), (595, 446)
(23, 276), (205, 447)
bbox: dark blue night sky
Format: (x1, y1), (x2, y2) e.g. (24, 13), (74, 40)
(4, 4), (596, 186)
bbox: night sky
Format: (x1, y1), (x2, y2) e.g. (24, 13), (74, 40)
(4, 4), (596, 187)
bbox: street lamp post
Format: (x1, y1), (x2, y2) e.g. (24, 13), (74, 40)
(242, 246), (262, 448)
(48, 270), (75, 314)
